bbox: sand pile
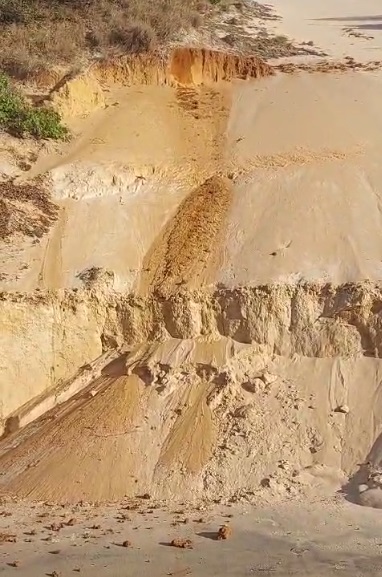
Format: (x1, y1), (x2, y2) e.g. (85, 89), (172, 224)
(3, 336), (382, 503)
(138, 176), (233, 297)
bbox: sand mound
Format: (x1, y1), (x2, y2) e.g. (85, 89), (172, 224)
(1, 337), (381, 503)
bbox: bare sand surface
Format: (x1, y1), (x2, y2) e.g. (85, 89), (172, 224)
(2, 499), (382, 577)
(2, 62), (382, 291)
(3, 70), (382, 290)
(268, 0), (382, 62)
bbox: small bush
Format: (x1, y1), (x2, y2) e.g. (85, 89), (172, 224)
(0, 0), (216, 79)
(0, 72), (67, 139)
(108, 23), (157, 54)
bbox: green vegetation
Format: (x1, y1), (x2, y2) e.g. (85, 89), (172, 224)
(0, 73), (67, 139)
(0, 0), (215, 80)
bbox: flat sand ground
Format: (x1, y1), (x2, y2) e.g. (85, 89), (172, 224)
(1, 499), (382, 577)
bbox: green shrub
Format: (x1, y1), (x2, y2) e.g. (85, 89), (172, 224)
(0, 72), (67, 139)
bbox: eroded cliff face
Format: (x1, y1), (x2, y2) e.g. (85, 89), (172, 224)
(1, 281), (382, 432)
(2, 50), (382, 505)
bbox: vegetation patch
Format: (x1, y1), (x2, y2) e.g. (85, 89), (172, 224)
(0, 0), (214, 79)
(0, 72), (67, 139)
(0, 178), (59, 240)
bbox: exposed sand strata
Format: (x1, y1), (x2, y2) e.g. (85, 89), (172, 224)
(93, 47), (273, 87)
(45, 48), (272, 120)
(48, 72), (106, 121)
(1, 336), (381, 503)
(2, 281), (382, 435)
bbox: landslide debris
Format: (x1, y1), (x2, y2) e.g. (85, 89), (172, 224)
(139, 176), (233, 297)
(0, 328), (380, 504)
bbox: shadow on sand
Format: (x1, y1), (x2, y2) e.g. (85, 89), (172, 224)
(341, 431), (382, 505)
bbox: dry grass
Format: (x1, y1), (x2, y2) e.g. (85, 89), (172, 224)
(0, 178), (59, 240)
(0, 0), (210, 79)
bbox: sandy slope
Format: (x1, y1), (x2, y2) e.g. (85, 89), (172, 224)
(3, 68), (382, 290)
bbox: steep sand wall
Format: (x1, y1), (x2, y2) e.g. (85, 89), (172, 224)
(0, 293), (103, 428)
(93, 47), (273, 87)
(1, 281), (382, 433)
(48, 48), (273, 119)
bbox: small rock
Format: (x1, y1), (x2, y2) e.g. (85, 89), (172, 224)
(0, 532), (16, 543)
(170, 538), (193, 549)
(335, 405), (349, 414)
(358, 484), (369, 493)
(47, 522), (63, 532)
(260, 477), (271, 488)
(242, 378), (265, 393)
(66, 518), (76, 526)
(217, 525), (232, 540)
(139, 493), (151, 500)
(260, 372), (278, 386)
(122, 540), (132, 547)
(7, 561), (19, 568)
